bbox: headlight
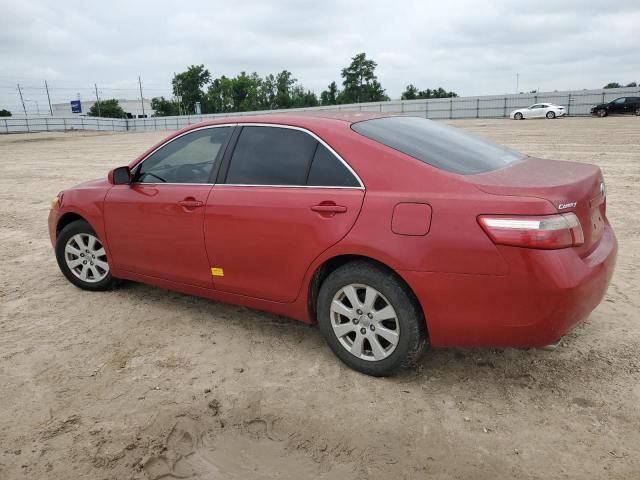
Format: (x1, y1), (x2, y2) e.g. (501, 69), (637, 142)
(50, 192), (63, 209)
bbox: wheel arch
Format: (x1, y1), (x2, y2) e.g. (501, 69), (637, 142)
(56, 211), (88, 236)
(307, 254), (428, 334)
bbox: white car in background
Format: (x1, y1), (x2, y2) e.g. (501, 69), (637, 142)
(510, 103), (566, 120)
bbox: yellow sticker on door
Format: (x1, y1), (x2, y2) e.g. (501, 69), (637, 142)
(211, 267), (224, 277)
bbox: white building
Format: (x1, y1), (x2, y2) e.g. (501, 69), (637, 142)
(48, 98), (154, 118)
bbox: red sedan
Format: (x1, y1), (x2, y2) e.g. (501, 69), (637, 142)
(48, 114), (617, 376)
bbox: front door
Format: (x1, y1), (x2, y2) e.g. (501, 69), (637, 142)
(104, 126), (232, 287)
(610, 97), (626, 114)
(204, 125), (365, 302)
(530, 104), (545, 118)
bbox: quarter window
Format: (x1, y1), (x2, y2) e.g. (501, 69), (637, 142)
(307, 144), (359, 187)
(136, 127), (230, 183)
(225, 126), (318, 185)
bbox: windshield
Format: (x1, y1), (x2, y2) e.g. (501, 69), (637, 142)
(351, 116), (526, 175)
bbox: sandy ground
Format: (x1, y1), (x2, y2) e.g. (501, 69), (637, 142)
(0, 117), (639, 479)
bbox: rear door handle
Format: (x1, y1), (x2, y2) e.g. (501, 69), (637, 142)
(178, 199), (204, 208)
(311, 204), (347, 214)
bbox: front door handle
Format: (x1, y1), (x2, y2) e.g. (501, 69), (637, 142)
(178, 199), (204, 209)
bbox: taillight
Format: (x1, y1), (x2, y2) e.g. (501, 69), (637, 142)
(478, 213), (584, 249)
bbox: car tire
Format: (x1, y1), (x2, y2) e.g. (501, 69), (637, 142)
(55, 219), (119, 291)
(635, 107), (640, 116)
(597, 108), (608, 118)
(546, 111), (556, 119)
(316, 261), (427, 376)
(514, 112), (523, 120)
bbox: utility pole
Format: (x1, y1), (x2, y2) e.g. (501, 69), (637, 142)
(44, 80), (53, 115)
(17, 84), (27, 116)
(94, 83), (101, 117)
(138, 75), (145, 117)
(44, 80), (53, 117)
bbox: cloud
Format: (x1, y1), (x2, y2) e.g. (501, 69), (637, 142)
(0, 0), (638, 112)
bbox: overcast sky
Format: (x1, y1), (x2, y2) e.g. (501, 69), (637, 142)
(1, 0), (639, 113)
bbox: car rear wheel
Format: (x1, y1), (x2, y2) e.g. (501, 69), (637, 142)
(514, 112), (523, 120)
(635, 107), (640, 116)
(597, 108), (608, 117)
(55, 220), (118, 291)
(317, 261), (427, 376)
(546, 111), (556, 119)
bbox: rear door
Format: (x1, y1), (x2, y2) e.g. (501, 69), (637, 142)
(204, 125), (364, 302)
(623, 97), (638, 114)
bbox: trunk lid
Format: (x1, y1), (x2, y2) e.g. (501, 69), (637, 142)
(469, 157), (606, 256)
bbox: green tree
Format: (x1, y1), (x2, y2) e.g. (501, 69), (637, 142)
(626, 82), (637, 87)
(0, 108), (11, 117)
(291, 85), (319, 108)
(261, 74), (278, 109)
(151, 96), (179, 116)
(88, 99), (126, 118)
(232, 71), (263, 111)
(401, 84), (419, 100)
(274, 70), (296, 109)
(402, 85), (457, 99)
(339, 53), (387, 103)
(207, 76), (234, 113)
(603, 82), (622, 89)
(173, 65), (211, 114)
(320, 81), (339, 105)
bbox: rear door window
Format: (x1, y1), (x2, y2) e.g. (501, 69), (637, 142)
(351, 116), (526, 175)
(225, 126), (317, 185)
(307, 144), (360, 187)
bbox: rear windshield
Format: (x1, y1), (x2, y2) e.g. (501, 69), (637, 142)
(351, 116), (526, 175)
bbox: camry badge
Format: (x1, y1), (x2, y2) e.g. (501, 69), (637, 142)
(558, 202), (577, 210)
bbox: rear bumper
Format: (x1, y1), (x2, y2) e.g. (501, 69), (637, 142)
(401, 225), (617, 347)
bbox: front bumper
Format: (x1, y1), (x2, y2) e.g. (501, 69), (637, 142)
(400, 225), (617, 347)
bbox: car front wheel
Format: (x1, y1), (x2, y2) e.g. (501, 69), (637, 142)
(597, 108), (608, 117)
(635, 107), (640, 116)
(55, 219), (118, 291)
(514, 112), (523, 120)
(317, 261), (427, 376)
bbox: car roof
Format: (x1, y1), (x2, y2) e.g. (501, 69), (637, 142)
(130, 111), (396, 168)
(190, 111), (392, 130)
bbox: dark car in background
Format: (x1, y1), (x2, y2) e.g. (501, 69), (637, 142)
(591, 97), (640, 117)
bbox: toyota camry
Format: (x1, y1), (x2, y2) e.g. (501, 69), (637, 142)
(48, 113), (617, 376)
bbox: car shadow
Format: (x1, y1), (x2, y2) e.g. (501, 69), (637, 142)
(114, 281), (627, 392)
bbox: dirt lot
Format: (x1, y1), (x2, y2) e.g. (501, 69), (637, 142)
(1, 117), (639, 479)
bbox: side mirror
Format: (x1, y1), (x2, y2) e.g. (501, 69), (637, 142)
(108, 166), (132, 185)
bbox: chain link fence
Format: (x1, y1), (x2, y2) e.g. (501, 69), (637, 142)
(2, 86), (639, 134)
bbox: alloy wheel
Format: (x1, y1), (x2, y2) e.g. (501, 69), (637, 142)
(330, 283), (400, 361)
(64, 233), (109, 283)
